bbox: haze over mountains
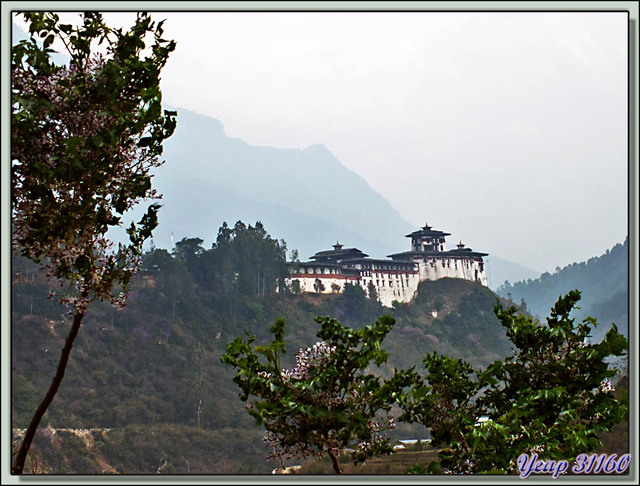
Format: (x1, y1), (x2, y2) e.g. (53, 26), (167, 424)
(153, 108), (412, 257)
(12, 20), (626, 291)
(496, 238), (629, 341)
(138, 107), (540, 288)
(11, 21), (541, 287)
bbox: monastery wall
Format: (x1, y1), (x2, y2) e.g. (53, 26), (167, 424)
(418, 258), (487, 287)
(285, 224), (488, 307)
(287, 257), (486, 307)
(364, 270), (421, 307)
(287, 269), (422, 307)
(290, 273), (359, 294)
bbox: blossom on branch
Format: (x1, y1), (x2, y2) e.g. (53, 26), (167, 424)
(222, 316), (413, 473)
(11, 12), (176, 314)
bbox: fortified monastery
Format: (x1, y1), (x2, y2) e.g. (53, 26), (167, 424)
(286, 223), (488, 307)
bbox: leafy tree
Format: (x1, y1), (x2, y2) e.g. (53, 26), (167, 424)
(213, 221), (288, 297)
(141, 221), (289, 307)
(314, 278), (325, 293)
(290, 279), (302, 294)
(341, 282), (369, 321)
(172, 237), (209, 285)
(141, 247), (193, 305)
(221, 316), (413, 474)
(173, 237), (204, 265)
(399, 290), (628, 474)
(140, 247), (174, 276)
(11, 12), (176, 474)
(367, 280), (379, 302)
(209, 222), (236, 304)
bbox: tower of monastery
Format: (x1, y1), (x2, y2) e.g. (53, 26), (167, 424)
(286, 223), (488, 307)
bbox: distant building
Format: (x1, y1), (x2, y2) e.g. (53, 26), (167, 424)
(286, 223), (488, 307)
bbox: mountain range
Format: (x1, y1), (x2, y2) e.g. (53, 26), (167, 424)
(11, 20), (541, 286)
(146, 106), (627, 338)
(496, 238), (629, 341)
(149, 108), (412, 258)
(119, 107), (541, 289)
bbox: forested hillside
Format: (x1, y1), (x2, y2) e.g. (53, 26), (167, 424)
(496, 238), (628, 340)
(12, 221), (516, 474)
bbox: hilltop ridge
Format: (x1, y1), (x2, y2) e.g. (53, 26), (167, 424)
(146, 107), (414, 259)
(496, 237), (628, 340)
(106, 107), (538, 287)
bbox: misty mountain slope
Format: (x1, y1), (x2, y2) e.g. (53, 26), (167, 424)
(146, 107), (537, 284)
(78, 104), (540, 285)
(151, 177), (401, 260)
(496, 238), (628, 340)
(153, 107), (414, 258)
(484, 257), (541, 291)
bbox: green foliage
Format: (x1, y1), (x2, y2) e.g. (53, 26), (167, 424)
(400, 290), (628, 474)
(12, 11), (177, 310)
(221, 315), (414, 473)
(406, 463), (427, 474)
(388, 279), (512, 370)
(11, 11), (176, 474)
(290, 279), (302, 294)
(163, 221), (288, 298)
(18, 231), (603, 474)
(367, 280), (379, 302)
(172, 237), (205, 274)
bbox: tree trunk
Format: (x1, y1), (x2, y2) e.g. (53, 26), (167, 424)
(196, 399), (203, 428)
(328, 451), (342, 474)
(12, 307), (86, 474)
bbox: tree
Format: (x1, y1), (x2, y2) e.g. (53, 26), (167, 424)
(399, 290), (628, 474)
(221, 221), (288, 297)
(210, 222), (236, 306)
(314, 278), (325, 294)
(141, 247), (193, 325)
(519, 297), (528, 313)
(341, 283), (368, 321)
(290, 279), (302, 294)
(367, 280), (379, 302)
(11, 12), (176, 474)
(173, 237), (206, 283)
(221, 316), (413, 474)
(173, 237), (205, 265)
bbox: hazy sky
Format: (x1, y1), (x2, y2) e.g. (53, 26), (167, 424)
(12, 9), (630, 273)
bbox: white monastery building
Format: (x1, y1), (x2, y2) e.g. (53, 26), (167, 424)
(286, 223), (488, 307)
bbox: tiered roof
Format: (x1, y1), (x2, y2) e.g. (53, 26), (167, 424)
(298, 224), (488, 269)
(446, 241), (488, 258)
(405, 223), (451, 239)
(309, 241), (369, 263)
(389, 225), (488, 261)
